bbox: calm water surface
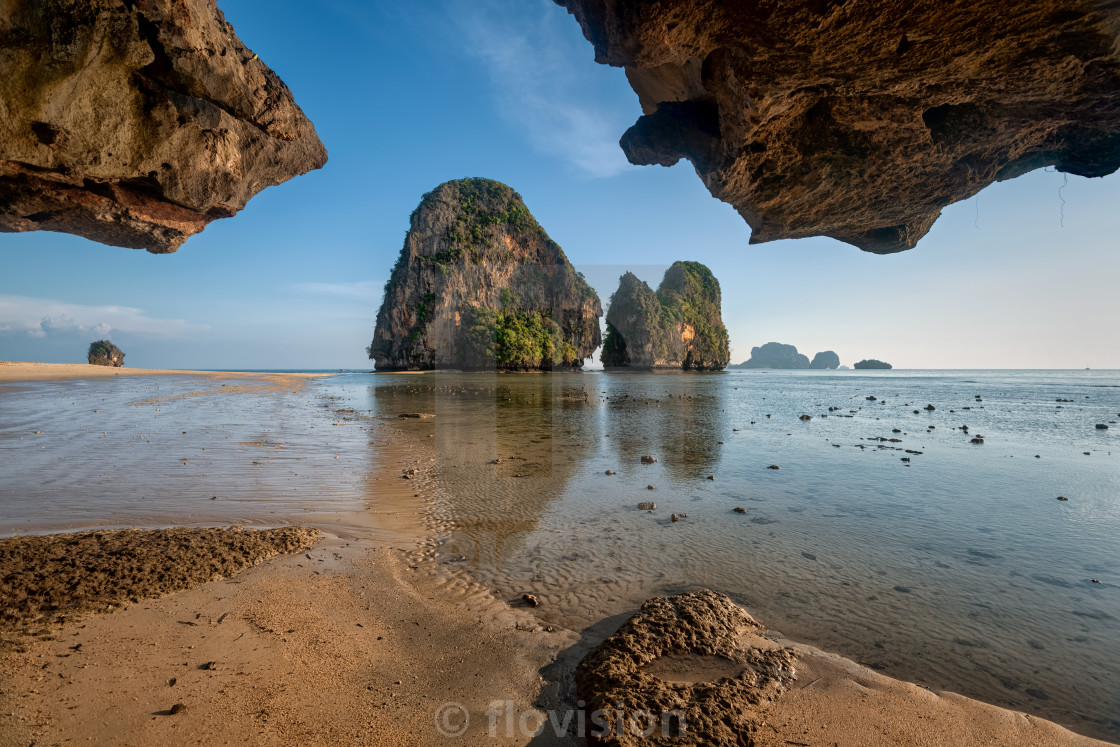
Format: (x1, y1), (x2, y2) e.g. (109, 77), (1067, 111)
(1, 369), (1117, 740)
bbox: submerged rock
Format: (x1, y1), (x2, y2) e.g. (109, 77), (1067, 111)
(601, 263), (730, 370)
(0, 0), (327, 252)
(554, 0), (1120, 253)
(576, 589), (796, 746)
(368, 179), (602, 371)
(737, 342), (810, 369)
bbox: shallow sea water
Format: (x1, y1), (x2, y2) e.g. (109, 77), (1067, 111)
(1, 369), (1118, 740)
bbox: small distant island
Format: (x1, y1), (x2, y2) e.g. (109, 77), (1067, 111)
(87, 340), (124, 367)
(853, 359), (892, 369)
(734, 342), (838, 369)
(368, 178), (602, 371)
(601, 262), (730, 370)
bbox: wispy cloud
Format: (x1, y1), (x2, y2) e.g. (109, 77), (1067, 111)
(0, 295), (209, 340)
(292, 280), (380, 299)
(438, 0), (637, 178)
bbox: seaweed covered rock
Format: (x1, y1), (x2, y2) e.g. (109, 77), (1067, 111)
(554, 0), (1120, 253)
(601, 262), (729, 370)
(0, 0), (327, 253)
(368, 179), (602, 371)
(854, 359), (893, 370)
(810, 350), (841, 369)
(739, 342), (810, 369)
(87, 340), (124, 367)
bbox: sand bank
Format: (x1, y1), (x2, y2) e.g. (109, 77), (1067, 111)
(0, 360), (328, 384)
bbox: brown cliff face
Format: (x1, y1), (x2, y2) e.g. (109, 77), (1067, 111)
(602, 262), (729, 370)
(0, 0), (327, 253)
(369, 179), (602, 371)
(554, 0), (1120, 253)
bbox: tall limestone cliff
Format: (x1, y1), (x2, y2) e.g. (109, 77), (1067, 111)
(739, 342), (810, 369)
(601, 262), (729, 370)
(368, 179), (602, 371)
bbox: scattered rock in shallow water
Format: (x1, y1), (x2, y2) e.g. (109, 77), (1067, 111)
(1092, 579), (1102, 584)
(1057, 496), (1069, 501)
(901, 457), (910, 462)
(638, 502), (656, 511)
(892, 428), (902, 433)
(802, 552), (817, 561)
(1096, 423), (1109, 429)
(866, 396), (877, 401)
(671, 513), (679, 522)
(200, 661), (217, 671)
(733, 507), (747, 514)
(767, 465), (780, 470)
(970, 438), (985, 444)
(799, 414), (812, 421)
(647, 485), (655, 491)
(605, 469), (616, 475)
(522, 593), (540, 608)
(707, 475), (715, 480)
(925, 404), (936, 411)
(640, 455), (658, 464)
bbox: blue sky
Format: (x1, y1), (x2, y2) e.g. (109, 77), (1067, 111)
(2, 0), (1118, 370)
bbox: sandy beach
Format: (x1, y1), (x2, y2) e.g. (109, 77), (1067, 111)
(0, 367), (1113, 746)
(0, 361), (329, 384)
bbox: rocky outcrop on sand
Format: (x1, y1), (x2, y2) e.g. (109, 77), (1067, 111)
(554, 0), (1120, 253)
(86, 340), (124, 367)
(810, 350), (841, 369)
(369, 178), (602, 371)
(0, 0), (327, 253)
(854, 359), (893, 369)
(601, 262), (729, 370)
(738, 342), (810, 369)
(576, 589), (796, 746)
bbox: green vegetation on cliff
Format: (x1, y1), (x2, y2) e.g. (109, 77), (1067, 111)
(602, 262), (729, 370)
(370, 178), (602, 370)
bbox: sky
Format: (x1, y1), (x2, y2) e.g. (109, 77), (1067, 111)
(1, 0), (1118, 370)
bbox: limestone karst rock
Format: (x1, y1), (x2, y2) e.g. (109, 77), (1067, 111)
(554, 0), (1120, 253)
(369, 178), (602, 371)
(87, 340), (124, 367)
(810, 350), (841, 369)
(601, 262), (730, 370)
(739, 342), (810, 369)
(854, 358), (893, 369)
(0, 0), (327, 253)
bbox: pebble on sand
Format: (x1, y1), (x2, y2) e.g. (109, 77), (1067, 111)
(522, 594), (540, 608)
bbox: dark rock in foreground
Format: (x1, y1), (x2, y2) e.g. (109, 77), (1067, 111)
(369, 178), (602, 371)
(854, 359), (893, 370)
(554, 0), (1120, 253)
(601, 262), (729, 370)
(0, 0), (327, 253)
(576, 589), (796, 746)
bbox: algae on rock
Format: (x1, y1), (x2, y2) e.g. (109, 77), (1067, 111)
(602, 262), (729, 370)
(369, 179), (602, 371)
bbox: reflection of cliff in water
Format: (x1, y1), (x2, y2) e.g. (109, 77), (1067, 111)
(605, 375), (725, 481)
(371, 373), (597, 569)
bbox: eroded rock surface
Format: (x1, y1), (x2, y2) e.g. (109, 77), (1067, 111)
(738, 342), (810, 369)
(602, 262), (729, 370)
(0, 0), (327, 253)
(555, 0), (1120, 252)
(576, 589), (796, 746)
(369, 178), (602, 371)
(809, 350), (841, 369)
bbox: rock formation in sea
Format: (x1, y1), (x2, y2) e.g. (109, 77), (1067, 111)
(810, 350), (841, 369)
(369, 178), (602, 371)
(738, 342), (810, 369)
(87, 340), (124, 367)
(553, 0), (1120, 253)
(854, 359), (893, 369)
(0, 0), (327, 253)
(601, 262), (730, 370)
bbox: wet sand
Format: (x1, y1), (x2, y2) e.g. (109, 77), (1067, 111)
(0, 360), (327, 384)
(0, 370), (1113, 745)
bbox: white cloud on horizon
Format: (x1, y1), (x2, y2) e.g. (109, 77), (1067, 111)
(0, 295), (209, 341)
(441, 0), (637, 178)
